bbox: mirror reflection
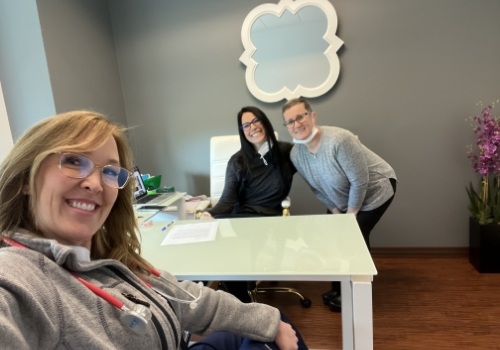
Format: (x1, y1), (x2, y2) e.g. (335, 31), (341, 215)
(251, 6), (329, 92)
(240, 0), (343, 103)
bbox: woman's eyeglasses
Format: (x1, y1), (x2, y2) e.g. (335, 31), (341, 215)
(283, 112), (308, 128)
(57, 152), (132, 189)
(240, 118), (262, 131)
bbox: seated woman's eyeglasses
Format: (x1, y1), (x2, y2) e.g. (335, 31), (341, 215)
(283, 113), (308, 128)
(57, 152), (132, 189)
(240, 118), (262, 131)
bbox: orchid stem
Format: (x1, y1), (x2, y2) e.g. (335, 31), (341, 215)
(482, 176), (488, 206)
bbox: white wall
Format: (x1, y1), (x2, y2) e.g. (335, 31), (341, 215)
(0, 0), (56, 139)
(0, 82), (14, 163)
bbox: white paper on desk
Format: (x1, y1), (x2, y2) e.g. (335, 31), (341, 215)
(161, 221), (218, 245)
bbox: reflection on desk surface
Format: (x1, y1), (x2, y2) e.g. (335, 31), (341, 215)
(139, 214), (377, 280)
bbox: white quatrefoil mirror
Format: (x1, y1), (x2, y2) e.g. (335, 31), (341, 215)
(240, 0), (344, 103)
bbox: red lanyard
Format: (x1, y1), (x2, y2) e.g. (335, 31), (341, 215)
(2, 236), (161, 334)
(3, 237), (128, 308)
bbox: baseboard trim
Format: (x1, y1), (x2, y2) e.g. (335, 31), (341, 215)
(371, 247), (469, 258)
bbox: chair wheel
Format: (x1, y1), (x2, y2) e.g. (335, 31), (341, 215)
(300, 298), (312, 308)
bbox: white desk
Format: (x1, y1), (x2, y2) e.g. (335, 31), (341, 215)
(139, 214), (377, 350)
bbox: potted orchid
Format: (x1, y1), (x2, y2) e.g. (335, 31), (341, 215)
(466, 100), (500, 272)
(466, 101), (500, 224)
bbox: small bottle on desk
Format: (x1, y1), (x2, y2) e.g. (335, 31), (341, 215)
(281, 197), (291, 217)
(195, 210), (204, 220)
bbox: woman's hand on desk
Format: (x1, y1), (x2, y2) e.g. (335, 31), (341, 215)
(274, 321), (299, 350)
(198, 211), (214, 220)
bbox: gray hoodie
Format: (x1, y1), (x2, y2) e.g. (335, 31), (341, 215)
(0, 230), (280, 349)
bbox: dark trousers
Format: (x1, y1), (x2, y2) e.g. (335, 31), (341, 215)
(222, 281), (256, 303)
(189, 311), (308, 350)
(331, 178), (397, 293)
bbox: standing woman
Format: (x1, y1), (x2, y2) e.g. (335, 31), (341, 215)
(202, 106), (295, 219)
(282, 97), (397, 313)
(0, 110), (306, 350)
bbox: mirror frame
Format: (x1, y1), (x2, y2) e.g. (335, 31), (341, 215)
(240, 0), (343, 103)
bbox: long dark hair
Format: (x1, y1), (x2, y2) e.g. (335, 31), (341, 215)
(236, 106), (282, 176)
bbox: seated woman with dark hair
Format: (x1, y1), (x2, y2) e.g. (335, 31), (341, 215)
(202, 106), (295, 219)
(200, 106), (296, 302)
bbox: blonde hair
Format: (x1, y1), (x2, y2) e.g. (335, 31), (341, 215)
(0, 110), (152, 276)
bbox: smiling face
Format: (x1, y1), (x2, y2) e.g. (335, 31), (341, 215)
(34, 136), (120, 249)
(241, 111), (267, 149)
(283, 102), (317, 141)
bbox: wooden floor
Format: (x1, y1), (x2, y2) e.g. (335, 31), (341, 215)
(253, 256), (500, 350)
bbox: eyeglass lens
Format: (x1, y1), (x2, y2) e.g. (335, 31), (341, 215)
(58, 153), (130, 189)
(284, 113), (308, 127)
(241, 118), (261, 130)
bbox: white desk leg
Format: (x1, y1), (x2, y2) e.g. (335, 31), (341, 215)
(341, 276), (373, 350)
(352, 276), (374, 349)
(341, 280), (354, 350)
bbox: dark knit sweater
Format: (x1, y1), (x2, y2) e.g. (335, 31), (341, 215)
(208, 142), (295, 217)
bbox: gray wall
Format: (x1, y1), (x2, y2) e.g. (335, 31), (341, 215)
(2, 0), (500, 248)
(38, 0), (127, 125)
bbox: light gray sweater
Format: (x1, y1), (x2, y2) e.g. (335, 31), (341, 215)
(291, 126), (396, 212)
(0, 230), (280, 349)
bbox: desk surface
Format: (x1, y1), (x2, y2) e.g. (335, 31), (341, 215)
(139, 214), (377, 281)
